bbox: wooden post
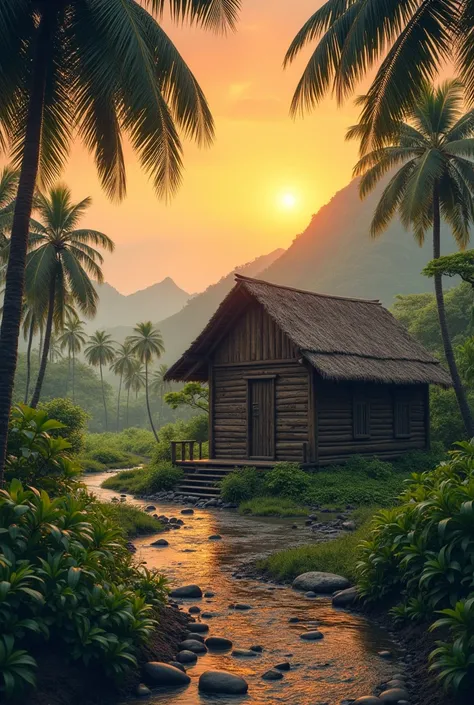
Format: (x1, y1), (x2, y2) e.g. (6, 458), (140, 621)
(171, 441), (177, 465)
(189, 441), (195, 461)
(181, 441), (186, 461)
(302, 441), (308, 464)
(198, 441), (203, 460)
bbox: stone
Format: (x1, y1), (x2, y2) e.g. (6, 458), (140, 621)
(342, 520), (356, 531)
(201, 611), (220, 619)
(177, 650), (197, 664)
(233, 603), (252, 610)
(274, 662), (290, 671)
(188, 606), (201, 614)
(187, 622), (209, 633)
(181, 508), (194, 515)
(204, 591), (215, 597)
(143, 662), (191, 687)
(209, 534), (222, 540)
(354, 699), (382, 705)
(203, 499), (218, 508)
(262, 669), (283, 681)
(300, 630), (324, 640)
(378, 650), (393, 659)
(136, 683), (151, 696)
(384, 680), (407, 690)
(232, 648), (258, 657)
(199, 670), (248, 695)
(332, 587), (358, 607)
(292, 572), (350, 593)
(250, 645), (263, 652)
(145, 505), (156, 512)
(169, 661), (186, 672)
(379, 689), (409, 703)
(178, 639), (208, 654)
(292, 524), (298, 529)
(205, 636), (233, 651)
(170, 584), (202, 599)
(151, 538), (169, 547)
(186, 633), (205, 643)
(305, 591), (317, 598)
(288, 617), (300, 623)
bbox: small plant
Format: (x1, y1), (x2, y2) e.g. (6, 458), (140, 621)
(102, 462), (183, 495)
(220, 467), (265, 503)
(263, 463), (310, 499)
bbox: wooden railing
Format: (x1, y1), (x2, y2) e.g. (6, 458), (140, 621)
(171, 440), (204, 464)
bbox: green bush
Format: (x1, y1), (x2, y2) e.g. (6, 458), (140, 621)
(357, 440), (474, 693)
(263, 462), (310, 499)
(150, 416), (209, 463)
(220, 467), (265, 503)
(430, 387), (473, 448)
(102, 462), (183, 495)
(98, 501), (162, 537)
(79, 456), (107, 473)
(0, 479), (167, 699)
(39, 398), (89, 454)
(239, 496), (308, 517)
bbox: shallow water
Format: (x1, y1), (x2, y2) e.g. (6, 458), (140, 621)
(87, 472), (401, 705)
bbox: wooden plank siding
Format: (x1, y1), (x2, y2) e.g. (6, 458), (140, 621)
(316, 379), (428, 464)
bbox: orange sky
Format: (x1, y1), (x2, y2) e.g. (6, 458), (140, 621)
(64, 1), (363, 294)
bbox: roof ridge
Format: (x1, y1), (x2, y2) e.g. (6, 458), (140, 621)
(235, 273), (381, 305)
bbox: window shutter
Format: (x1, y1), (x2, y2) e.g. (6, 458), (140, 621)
(353, 398), (370, 439)
(394, 396), (411, 438)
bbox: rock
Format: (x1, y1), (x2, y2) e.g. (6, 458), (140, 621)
(151, 538), (169, 547)
(204, 591), (215, 597)
(187, 622), (209, 633)
(203, 499), (218, 508)
(233, 603), (252, 610)
(250, 645), (263, 652)
(209, 534), (222, 540)
(300, 630), (324, 640)
(181, 508), (194, 515)
(199, 670), (248, 695)
(232, 648), (258, 657)
(169, 661), (186, 672)
(288, 617), (300, 623)
(170, 584), (202, 599)
(144, 662), (190, 687)
(293, 572), (350, 593)
(262, 669), (283, 680)
(354, 698), (382, 704)
(177, 650), (197, 664)
(205, 636), (233, 651)
(384, 680), (407, 690)
(188, 606), (201, 614)
(136, 683), (151, 696)
(379, 689), (410, 703)
(292, 523), (298, 529)
(178, 639), (208, 654)
(274, 662), (290, 671)
(332, 587), (358, 607)
(145, 505), (156, 512)
(176, 519), (184, 525)
(305, 591), (317, 598)
(186, 633), (205, 643)
(201, 611), (220, 619)
(342, 521), (356, 531)
(378, 650), (393, 659)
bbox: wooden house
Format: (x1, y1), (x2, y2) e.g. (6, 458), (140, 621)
(165, 275), (450, 496)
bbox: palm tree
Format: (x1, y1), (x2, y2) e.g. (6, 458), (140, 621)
(0, 167), (18, 248)
(0, 1), (240, 481)
(58, 315), (87, 402)
(127, 323), (165, 441)
(85, 331), (116, 432)
(26, 185), (114, 408)
(151, 363), (171, 422)
(285, 2), (474, 152)
(111, 342), (135, 432)
(124, 360), (146, 429)
(21, 299), (43, 404)
(350, 81), (474, 436)
(48, 334), (62, 364)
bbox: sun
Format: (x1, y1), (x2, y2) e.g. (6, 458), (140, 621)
(281, 192), (297, 209)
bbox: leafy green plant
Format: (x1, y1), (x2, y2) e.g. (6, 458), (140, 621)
(38, 398), (89, 455)
(102, 462), (183, 495)
(263, 463), (310, 499)
(239, 496), (309, 517)
(220, 467), (265, 504)
(0, 635), (37, 698)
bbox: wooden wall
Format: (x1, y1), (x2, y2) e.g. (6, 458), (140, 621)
(316, 379), (428, 464)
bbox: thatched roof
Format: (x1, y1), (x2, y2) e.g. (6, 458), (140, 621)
(165, 275), (451, 387)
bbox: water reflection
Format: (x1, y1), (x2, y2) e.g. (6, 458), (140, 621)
(87, 473), (400, 705)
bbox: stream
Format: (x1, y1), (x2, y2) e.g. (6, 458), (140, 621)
(87, 472), (402, 705)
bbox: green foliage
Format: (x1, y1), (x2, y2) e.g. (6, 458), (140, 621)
(39, 398), (89, 454)
(356, 441), (474, 692)
(423, 251), (474, 285)
(220, 468), (266, 504)
(85, 428), (156, 458)
(259, 509), (375, 583)
(263, 462), (310, 499)
(79, 457), (107, 473)
(150, 416), (209, 463)
(6, 405), (81, 492)
(97, 502), (162, 537)
(0, 479), (167, 699)
(239, 497), (309, 517)
(430, 387), (474, 448)
(165, 382), (209, 413)
(102, 463), (183, 495)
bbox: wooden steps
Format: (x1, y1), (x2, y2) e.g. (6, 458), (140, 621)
(175, 464), (233, 498)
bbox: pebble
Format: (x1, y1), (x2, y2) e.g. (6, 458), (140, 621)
(300, 630), (324, 640)
(262, 669), (283, 680)
(305, 591), (317, 598)
(177, 650), (197, 664)
(204, 591), (215, 597)
(170, 584), (202, 599)
(274, 662), (291, 671)
(151, 538), (169, 547)
(178, 639), (208, 654)
(199, 670), (248, 695)
(250, 645), (263, 652)
(288, 617), (300, 623)
(187, 622), (209, 633)
(181, 508), (194, 515)
(378, 650), (393, 659)
(201, 611), (220, 619)
(353, 698), (382, 704)
(144, 662), (190, 686)
(136, 683), (151, 696)
(233, 603), (252, 610)
(169, 661), (186, 673)
(205, 636), (233, 651)
(232, 648), (258, 658)
(188, 606), (201, 614)
(145, 505), (156, 512)
(186, 633), (205, 643)
(209, 534), (222, 540)
(379, 689), (409, 703)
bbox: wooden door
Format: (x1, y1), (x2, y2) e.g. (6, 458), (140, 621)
(248, 378), (275, 459)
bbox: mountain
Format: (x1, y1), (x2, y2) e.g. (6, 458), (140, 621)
(88, 277), (191, 331)
(260, 178), (459, 306)
(105, 249), (285, 361)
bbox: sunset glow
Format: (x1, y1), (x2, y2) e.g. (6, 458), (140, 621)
(280, 192), (297, 209)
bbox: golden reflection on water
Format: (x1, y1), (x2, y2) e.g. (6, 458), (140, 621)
(87, 473), (402, 705)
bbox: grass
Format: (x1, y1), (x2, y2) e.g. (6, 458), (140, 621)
(257, 506), (376, 583)
(101, 463), (183, 495)
(239, 496), (309, 517)
(98, 501), (163, 538)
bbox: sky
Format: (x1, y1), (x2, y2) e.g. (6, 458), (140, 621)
(63, 1), (364, 295)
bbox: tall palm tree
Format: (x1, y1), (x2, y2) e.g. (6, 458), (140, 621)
(26, 185), (114, 408)
(350, 81), (474, 436)
(0, 1), (240, 481)
(111, 342), (135, 432)
(21, 299), (43, 404)
(85, 331), (116, 432)
(58, 315), (87, 402)
(151, 363), (171, 422)
(285, 1), (474, 152)
(0, 167), (18, 248)
(127, 323), (165, 441)
(124, 360), (146, 429)
(48, 333), (62, 364)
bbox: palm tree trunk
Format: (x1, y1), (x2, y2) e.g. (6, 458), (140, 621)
(433, 184), (474, 437)
(38, 327), (43, 363)
(117, 372), (123, 432)
(100, 362), (108, 431)
(31, 275), (56, 408)
(0, 12), (53, 481)
(72, 348), (76, 402)
(145, 361), (159, 442)
(65, 350), (70, 397)
(126, 386), (130, 428)
(24, 318), (35, 404)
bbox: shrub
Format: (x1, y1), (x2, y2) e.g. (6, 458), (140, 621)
(79, 456), (107, 473)
(356, 440), (474, 693)
(220, 467), (265, 503)
(150, 416), (209, 463)
(263, 462), (310, 499)
(86, 447), (129, 465)
(98, 502), (162, 536)
(102, 463), (183, 495)
(39, 398), (89, 454)
(239, 497), (308, 517)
